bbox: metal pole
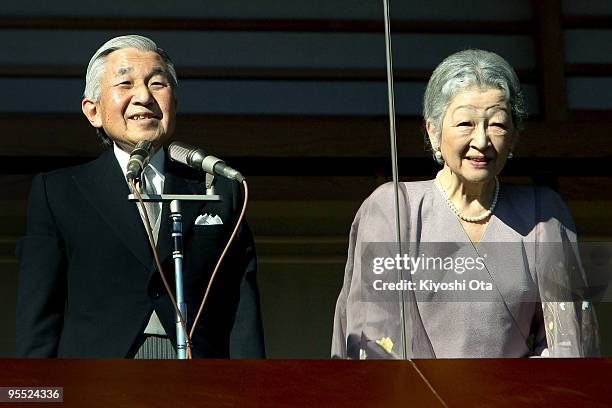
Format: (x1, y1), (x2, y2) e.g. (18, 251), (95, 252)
(170, 199), (188, 359)
(382, 0), (407, 360)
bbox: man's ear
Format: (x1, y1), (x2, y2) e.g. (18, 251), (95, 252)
(81, 98), (102, 128)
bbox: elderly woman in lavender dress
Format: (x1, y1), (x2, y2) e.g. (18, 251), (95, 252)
(332, 49), (599, 359)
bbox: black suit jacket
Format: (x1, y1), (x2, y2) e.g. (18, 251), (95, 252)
(16, 148), (264, 358)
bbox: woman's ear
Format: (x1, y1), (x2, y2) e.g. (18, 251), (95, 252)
(426, 120), (438, 149)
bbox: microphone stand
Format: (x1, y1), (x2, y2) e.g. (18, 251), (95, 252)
(128, 175), (220, 359)
(169, 199), (187, 359)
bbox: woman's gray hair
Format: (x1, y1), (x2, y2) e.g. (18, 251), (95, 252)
(423, 49), (527, 157)
(84, 35), (178, 147)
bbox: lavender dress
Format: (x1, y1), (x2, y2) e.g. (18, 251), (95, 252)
(332, 180), (599, 358)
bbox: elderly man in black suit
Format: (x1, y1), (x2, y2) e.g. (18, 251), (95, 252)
(16, 35), (264, 358)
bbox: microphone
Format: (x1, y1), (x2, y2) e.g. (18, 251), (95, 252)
(168, 141), (244, 182)
(126, 140), (154, 182)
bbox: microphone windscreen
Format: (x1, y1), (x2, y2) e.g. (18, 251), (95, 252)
(131, 140), (153, 157)
(126, 140), (153, 182)
(168, 142), (192, 165)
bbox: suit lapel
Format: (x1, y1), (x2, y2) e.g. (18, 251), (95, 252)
(72, 148), (152, 269)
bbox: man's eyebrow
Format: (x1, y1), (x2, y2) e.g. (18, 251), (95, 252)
(150, 67), (169, 75)
(115, 67), (133, 76)
(114, 67), (169, 76)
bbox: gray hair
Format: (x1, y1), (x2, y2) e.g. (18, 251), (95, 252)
(84, 35), (178, 147)
(423, 49), (527, 159)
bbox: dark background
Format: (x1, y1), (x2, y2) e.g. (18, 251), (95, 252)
(1, 0), (611, 357)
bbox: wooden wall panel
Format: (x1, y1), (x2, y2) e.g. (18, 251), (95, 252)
(3, 175), (612, 243)
(0, 29), (536, 69)
(1, 1), (533, 22)
(565, 29), (612, 64)
(0, 17), (534, 33)
(532, 0), (568, 120)
(1, 114), (611, 159)
(5, 175), (612, 202)
(0, 78), (540, 116)
(567, 77), (612, 109)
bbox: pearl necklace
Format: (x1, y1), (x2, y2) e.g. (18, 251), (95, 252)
(435, 176), (500, 223)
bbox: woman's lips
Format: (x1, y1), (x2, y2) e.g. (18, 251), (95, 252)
(465, 157), (492, 168)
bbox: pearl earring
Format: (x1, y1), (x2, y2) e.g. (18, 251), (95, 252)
(507, 151), (514, 159)
(434, 150), (444, 164)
